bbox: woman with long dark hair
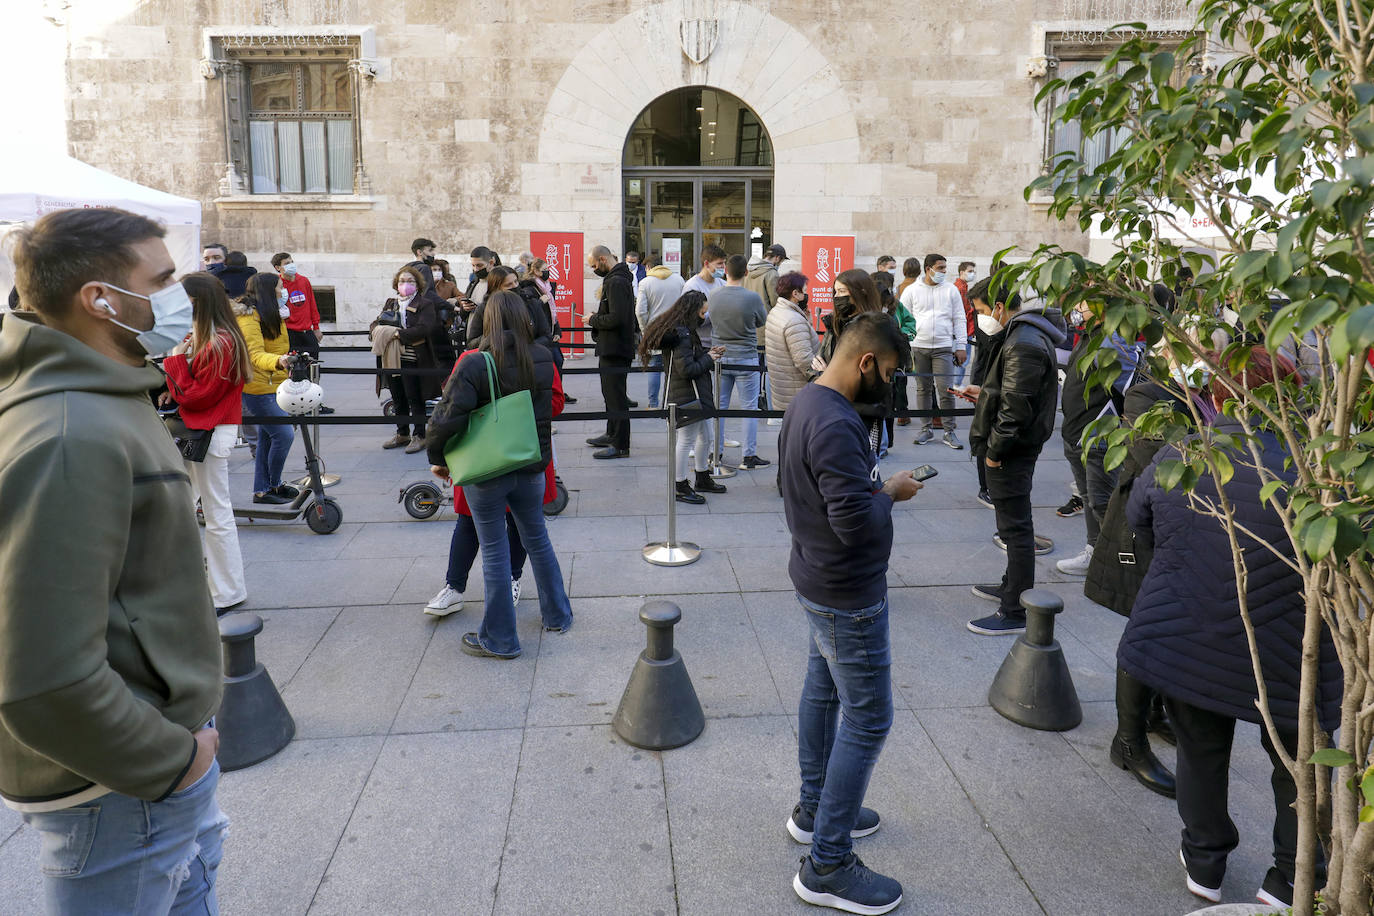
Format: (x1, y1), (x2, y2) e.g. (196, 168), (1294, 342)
(814, 269), (891, 456)
(638, 290), (727, 504)
(235, 271), (296, 504)
(164, 272), (253, 611)
(427, 291), (572, 659)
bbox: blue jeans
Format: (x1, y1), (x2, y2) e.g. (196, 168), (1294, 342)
(796, 593), (893, 866)
(646, 353), (663, 409)
(464, 468), (572, 655)
(23, 759), (229, 915)
(447, 511), (525, 592)
(718, 345), (760, 457)
(241, 392), (295, 493)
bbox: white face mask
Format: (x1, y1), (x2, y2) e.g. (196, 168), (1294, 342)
(282, 263), (298, 279)
(278, 290), (291, 318)
(976, 312), (1003, 336)
(931, 271), (947, 285)
(963, 270), (977, 282)
(98, 281), (194, 357)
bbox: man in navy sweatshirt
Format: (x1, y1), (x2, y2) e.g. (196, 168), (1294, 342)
(779, 311), (922, 915)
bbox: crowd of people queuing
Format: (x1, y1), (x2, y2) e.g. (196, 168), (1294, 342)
(0, 205), (1334, 914)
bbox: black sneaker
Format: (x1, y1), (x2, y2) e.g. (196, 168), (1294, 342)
(1057, 494), (1084, 517)
(271, 483), (301, 500)
(252, 491), (291, 505)
(976, 489), (994, 508)
(993, 533), (1054, 555)
(1180, 849), (1222, 903)
(787, 804), (881, 845)
(967, 611), (1027, 635)
(585, 435), (614, 447)
(970, 583), (1003, 603)
(741, 455), (771, 469)
(793, 854), (902, 915)
(318, 405), (336, 415)
(1256, 867), (1293, 907)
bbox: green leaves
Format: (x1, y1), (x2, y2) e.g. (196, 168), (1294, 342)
(1150, 51), (1176, 87)
(1303, 516), (1338, 560)
(1310, 748), (1355, 767)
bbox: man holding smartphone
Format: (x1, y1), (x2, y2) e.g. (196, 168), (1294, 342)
(963, 282), (1068, 635)
(779, 311), (922, 915)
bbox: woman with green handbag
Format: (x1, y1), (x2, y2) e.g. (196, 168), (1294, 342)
(426, 291), (573, 658)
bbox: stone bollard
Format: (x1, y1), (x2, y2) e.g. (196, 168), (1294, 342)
(988, 589), (1083, 731)
(612, 601), (706, 750)
(217, 614), (295, 771)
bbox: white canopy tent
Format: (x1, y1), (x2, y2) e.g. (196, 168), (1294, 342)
(0, 153), (201, 304)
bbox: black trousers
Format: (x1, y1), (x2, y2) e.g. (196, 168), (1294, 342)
(600, 355), (631, 449)
(286, 328), (320, 359)
(986, 453), (1037, 616)
(1164, 697), (1316, 889)
(387, 367), (427, 437)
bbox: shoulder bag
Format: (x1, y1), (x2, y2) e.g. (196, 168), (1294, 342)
(443, 351), (541, 485)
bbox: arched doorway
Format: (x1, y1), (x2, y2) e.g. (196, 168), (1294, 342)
(622, 86), (774, 277)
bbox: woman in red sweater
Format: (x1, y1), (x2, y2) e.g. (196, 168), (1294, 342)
(163, 273), (253, 613)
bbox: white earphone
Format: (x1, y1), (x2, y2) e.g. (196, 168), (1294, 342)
(96, 297), (116, 314)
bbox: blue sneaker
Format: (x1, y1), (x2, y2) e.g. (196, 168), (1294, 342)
(787, 804), (881, 844)
(793, 854), (903, 915)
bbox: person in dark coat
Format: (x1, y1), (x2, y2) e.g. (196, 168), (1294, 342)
(965, 290), (1068, 634)
(584, 246), (637, 459)
(371, 265), (444, 453)
(1117, 348), (1340, 908)
(638, 290), (728, 504)
(425, 291), (572, 660)
(965, 278), (1013, 506)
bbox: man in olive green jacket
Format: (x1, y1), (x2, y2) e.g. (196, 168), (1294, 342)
(0, 208), (227, 913)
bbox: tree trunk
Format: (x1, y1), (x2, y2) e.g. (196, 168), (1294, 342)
(1293, 578), (1326, 915)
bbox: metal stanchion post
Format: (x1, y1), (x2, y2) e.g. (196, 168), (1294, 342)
(709, 358), (736, 480)
(643, 400), (701, 567)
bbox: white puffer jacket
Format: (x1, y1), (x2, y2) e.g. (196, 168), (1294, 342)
(764, 297), (819, 412)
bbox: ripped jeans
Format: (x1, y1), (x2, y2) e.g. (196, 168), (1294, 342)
(23, 758), (229, 915)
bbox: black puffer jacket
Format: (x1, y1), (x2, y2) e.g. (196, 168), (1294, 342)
(588, 262), (637, 360)
(425, 330), (556, 474)
(1084, 380), (1191, 616)
(660, 324), (715, 427)
(1117, 421), (1342, 731)
(969, 307), (1067, 461)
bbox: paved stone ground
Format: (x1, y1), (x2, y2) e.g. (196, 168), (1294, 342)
(0, 351), (1288, 915)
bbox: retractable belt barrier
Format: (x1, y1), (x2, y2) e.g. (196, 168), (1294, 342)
(245, 406), (975, 426)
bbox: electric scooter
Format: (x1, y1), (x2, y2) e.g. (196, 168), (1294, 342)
(399, 475), (569, 520)
(233, 353), (343, 534)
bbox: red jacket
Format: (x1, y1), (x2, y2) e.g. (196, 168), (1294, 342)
(162, 331), (246, 430)
(449, 349), (566, 515)
(953, 277), (975, 339)
(281, 274), (320, 332)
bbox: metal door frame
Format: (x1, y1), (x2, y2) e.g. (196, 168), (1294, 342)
(624, 167), (772, 270)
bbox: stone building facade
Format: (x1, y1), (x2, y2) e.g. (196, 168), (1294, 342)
(54, 0), (1194, 325)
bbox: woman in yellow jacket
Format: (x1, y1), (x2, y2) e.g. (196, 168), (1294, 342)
(235, 272), (296, 504)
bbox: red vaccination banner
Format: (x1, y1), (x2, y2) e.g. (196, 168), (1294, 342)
(800, 235), (856, 334)
(531, 231), (585, 356)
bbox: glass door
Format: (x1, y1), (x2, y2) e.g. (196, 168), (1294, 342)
(622, 172), (774, 279)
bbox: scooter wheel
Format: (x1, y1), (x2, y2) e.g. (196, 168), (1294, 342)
(306, 497), (343, 534)
(402, 483), (443, 520)
(543, 478), (570, 517)
(382, 400), (396, 417)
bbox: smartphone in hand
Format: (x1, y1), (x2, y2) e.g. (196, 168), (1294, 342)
(911, 464), (939, 482)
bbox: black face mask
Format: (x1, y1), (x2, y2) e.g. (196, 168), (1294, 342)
(540, 270), (550, 281)
(421, 255), (435, 265)
(474, 267), (489, 280)
(593, 266), (610, 278)
(797, 293), (809, 309)
(856, 361), (892, 406)
(832, 294), (854, 318)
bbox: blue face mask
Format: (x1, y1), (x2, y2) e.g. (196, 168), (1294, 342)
(931, 271), (947, 285)
(713, 268), (725, 279)
(98, 280), (194, 357)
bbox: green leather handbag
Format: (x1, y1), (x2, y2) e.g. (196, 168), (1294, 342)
(443, 351), (541, 485)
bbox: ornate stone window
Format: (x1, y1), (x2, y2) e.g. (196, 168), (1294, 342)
(202, 28), (375, 202)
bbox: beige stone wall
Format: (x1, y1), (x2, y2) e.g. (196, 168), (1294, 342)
(61, 0), (1110, 326)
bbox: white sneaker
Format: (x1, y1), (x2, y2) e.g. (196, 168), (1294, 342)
(1056, 545), (1094, 576)
(425, 585), (464, 616)
(767, 417), (783, 426)
(511, 579), (521, 603)
(724, 438), (741, 448)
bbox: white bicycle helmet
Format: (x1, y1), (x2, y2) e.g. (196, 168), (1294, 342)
(276, 376), (324, 416)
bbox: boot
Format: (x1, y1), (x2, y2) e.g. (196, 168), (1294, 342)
(1146, 691), (1176, 746)
(675, 479), (705, 504)
(695, 470), (727, 494)
(1110, 667), (1176, 798)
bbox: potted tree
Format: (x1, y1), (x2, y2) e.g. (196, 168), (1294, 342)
(1002, 2), (1374, 913)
